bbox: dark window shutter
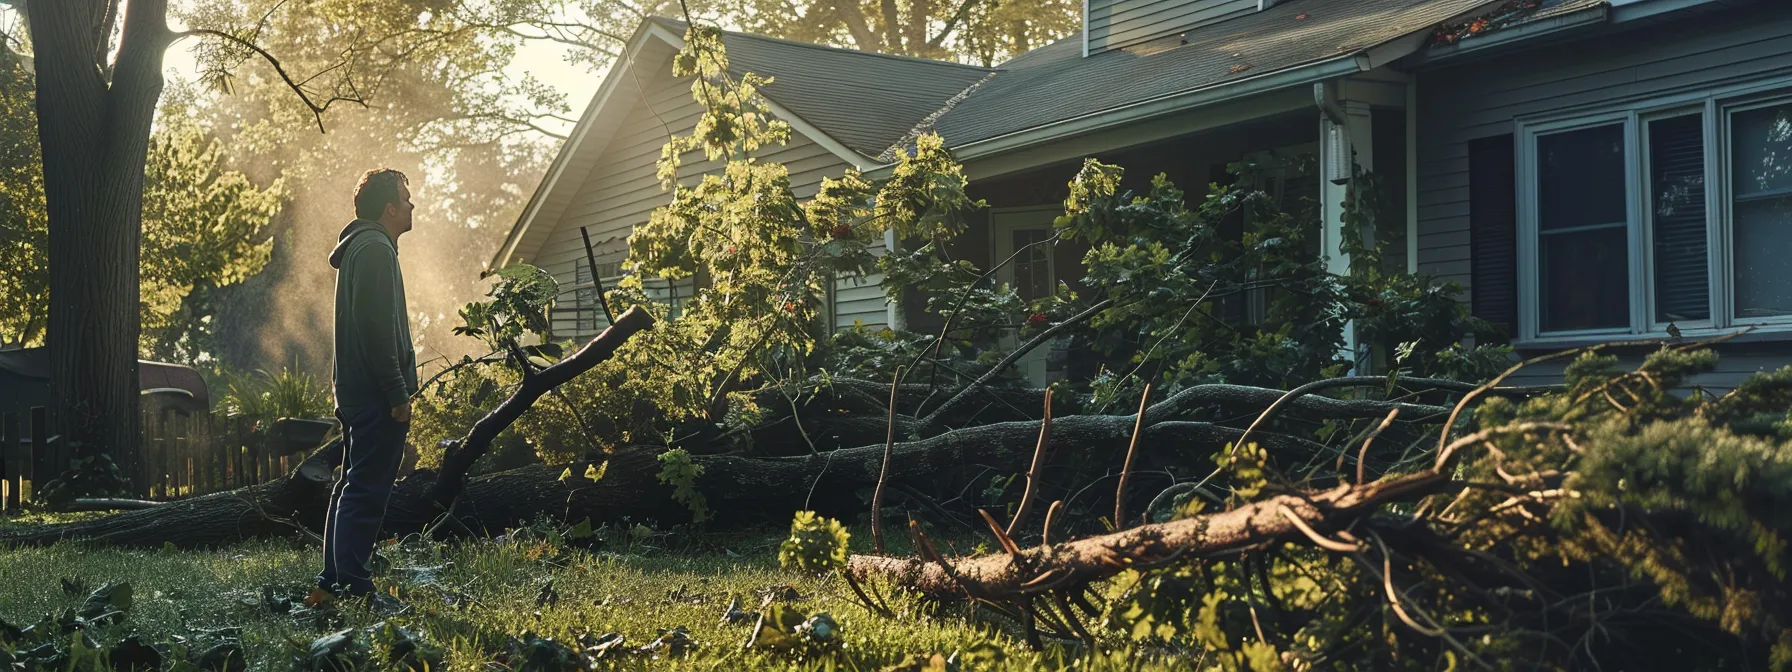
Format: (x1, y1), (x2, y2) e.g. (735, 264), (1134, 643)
(1469, 134), (1518, 339)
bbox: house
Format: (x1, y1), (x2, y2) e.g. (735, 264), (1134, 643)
(492, 0), (1792, 390)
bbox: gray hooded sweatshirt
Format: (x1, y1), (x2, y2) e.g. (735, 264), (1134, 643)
(329, 219), (418, 411)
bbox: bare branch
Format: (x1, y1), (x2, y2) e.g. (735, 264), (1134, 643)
(1113, 384), (1151, 528)
(872, 367), (902, 555)
(176, 28), (367, 133)
(926, 0), (980, 48)
(1006, 387), (1052, 536)
(916, 296), (1117, 431)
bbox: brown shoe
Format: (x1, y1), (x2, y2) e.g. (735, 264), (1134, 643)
(304, 587), (337, 609)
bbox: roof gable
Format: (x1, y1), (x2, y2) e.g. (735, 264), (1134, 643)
(494, 20), (943, 269)
(651, 17), (998, 159)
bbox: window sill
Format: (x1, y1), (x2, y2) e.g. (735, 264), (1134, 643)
(1513, 325), (1792, 353)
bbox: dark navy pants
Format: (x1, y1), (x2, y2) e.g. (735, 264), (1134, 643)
(317, 405), (408, 596)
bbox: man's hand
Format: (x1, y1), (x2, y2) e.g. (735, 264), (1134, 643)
(392, 402), (412, 423)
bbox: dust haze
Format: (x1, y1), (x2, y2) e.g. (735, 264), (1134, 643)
(198, 100), (554, 382)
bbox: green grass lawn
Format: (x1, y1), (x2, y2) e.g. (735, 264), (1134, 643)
(0, 514), (1191, 671)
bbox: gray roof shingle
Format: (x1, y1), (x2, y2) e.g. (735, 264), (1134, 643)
(932, 0), (1504, 147)
(654, 0), (1517, 160)
(651, 17), (996, 159)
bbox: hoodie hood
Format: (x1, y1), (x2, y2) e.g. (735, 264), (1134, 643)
(330, 219), (390, 269)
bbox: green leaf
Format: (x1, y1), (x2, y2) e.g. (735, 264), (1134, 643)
(566, 518), (594, 540)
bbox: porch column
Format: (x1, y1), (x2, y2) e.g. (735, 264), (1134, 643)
(1319, 83), (1375, 371)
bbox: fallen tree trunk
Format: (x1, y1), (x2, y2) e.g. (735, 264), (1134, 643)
(0, 409), (1331, 548)
(846, 470), (1457, 599)
(0, 319), (1512, 550)
(59, 498), (164, 512)
(746, 378), (1474, 456)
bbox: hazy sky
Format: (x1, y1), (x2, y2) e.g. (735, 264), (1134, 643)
(159, 15), (600, 139)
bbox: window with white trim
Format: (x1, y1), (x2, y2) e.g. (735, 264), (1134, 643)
(1517, 89), (1792, 341)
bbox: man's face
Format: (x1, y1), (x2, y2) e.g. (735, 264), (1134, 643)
(384, 183), (415, 236)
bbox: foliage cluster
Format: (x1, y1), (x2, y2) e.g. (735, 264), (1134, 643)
(388, 25), (1792, 668)
(0, 59), (283, 361)
(778, 510), (852, 573)
(215, 367), (334, 433)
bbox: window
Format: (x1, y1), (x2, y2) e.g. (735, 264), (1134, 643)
(1238, 146), (1320, 325)
(574, 259), (597, 334)
(551, 258), (623, 340)
(1728, 102), (1792, 320)
(1515, 87), (1792, 341)
(1010, 228), (1055, 303)
(992, 208), (1059, 303)
(1535, 122), (1630, 332)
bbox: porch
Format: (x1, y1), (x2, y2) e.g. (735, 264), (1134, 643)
(902, 78), (1413, 385)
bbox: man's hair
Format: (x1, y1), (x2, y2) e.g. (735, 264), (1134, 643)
(353, 169), (410, 220)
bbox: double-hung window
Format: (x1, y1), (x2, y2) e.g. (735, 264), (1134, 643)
(1516, 86), (1792, 342)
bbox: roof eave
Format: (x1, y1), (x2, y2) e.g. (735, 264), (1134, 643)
(493, 20), (888, 270)
(861, 54), (1366, 180)
(1403, 4), (1610, 68)
(859, 0), (1515, 180)
(645, 21), (884, 171)
(491, 22), (664, 271)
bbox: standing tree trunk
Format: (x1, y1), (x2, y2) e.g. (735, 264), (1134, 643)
(28, 0), (174, 493)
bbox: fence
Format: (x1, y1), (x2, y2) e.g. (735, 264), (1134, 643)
(0, 407), (47, 511)
(0, 403), (336, 511)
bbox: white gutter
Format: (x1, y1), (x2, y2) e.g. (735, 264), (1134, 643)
(1408, 4), (1610, 66)
(1611, 0), (1721, 22)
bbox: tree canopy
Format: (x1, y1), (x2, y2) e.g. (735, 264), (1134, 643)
(0, 55), (282, 361)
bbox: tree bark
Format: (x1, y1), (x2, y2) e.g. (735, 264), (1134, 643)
(30, 0), (174, 492)
(879, 0), (902, 53)
(847, 471), (1458, 599)
(0, 410), (1328, 548)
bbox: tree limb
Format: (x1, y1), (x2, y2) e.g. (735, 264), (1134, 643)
(848, 471), (1459, 599)
(926, 0), (980, 48)
(832, 0), (882, 51)
(916, 297), (1116, 432)
(427, 306), (655, 510)
(175, 27), (367, 132)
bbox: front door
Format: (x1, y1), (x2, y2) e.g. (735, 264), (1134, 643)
(991, 207), (1059, 386)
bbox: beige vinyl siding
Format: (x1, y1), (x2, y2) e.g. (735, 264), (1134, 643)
(530, 57), (873, 341)
(833, 268), (889, 333)
(1084, 0), (1256, 54)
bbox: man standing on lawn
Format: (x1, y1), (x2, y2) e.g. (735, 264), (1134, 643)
(312, 168), (418, 612)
